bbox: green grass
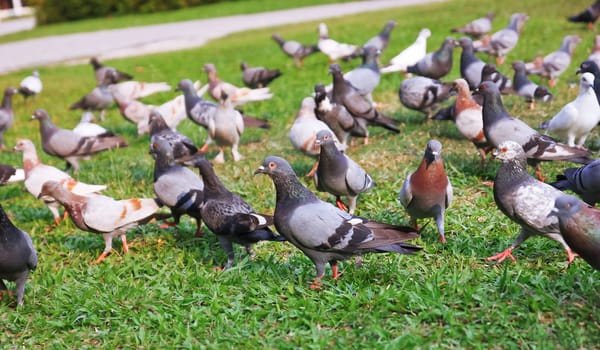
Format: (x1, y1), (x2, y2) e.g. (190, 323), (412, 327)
(0, 0), (353, 44)
(0, 0), (599, 348)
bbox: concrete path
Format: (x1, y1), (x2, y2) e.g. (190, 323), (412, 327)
(0, 0), (444, 74)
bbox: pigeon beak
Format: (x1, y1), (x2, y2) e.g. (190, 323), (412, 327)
(30, 114), (36, 120)
(472, 88), (481, 96)
(547, 207), (559, 218)
(575, 68), (582, 75)
(253, 166), (266, 175)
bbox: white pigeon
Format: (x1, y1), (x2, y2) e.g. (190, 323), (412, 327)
(72, 111), (111, 137)
(18, 70), (42, 101)
(381, 28), (431, 74)
(204, 63), (272, 107)
(13, 139), (107, 226)
(540, 72), (600, 147)
(317, 22), (361, 62)
(288, 97), (341, 157)
(108, 81), (171, 101)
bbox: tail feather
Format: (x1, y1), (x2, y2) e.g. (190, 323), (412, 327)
(372, 112), (400, 133)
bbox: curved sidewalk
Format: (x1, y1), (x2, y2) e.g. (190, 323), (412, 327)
(0, 0), (444, 74)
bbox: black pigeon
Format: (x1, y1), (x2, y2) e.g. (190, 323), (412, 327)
(271, 33), (320, 68)
(0, 164), (22, 185)
(0, 204), (37, 306)
(149, 110), (201, 162)
(550, 159), (600, 206)
(568, 0), (600, 29)
(240, 62), (281, 88)
(89, 57), (133, 84)
(186, 157), (284, 270)
(255, 156), (420, 288)
(150, 139), (204, 237)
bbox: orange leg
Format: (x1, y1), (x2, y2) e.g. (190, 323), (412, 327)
(159, 221), (178, 229)
(199, 143), (210, 153)
(121, 235), (129, 254)
(529, 100), (535, 110)
(309, 276), (323, 290)
(335, 197), (348, 212)
(306, 159), (319, 177)
(331, 263), (339, 280)
(549, 79), (556, 88)
(535, 166), (545, 182)
(487, 246), (516, 263)
(566, 248), (579, 265)
(92, 251), (109, 265)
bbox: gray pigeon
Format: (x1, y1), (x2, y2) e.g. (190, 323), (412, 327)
(150, 139), (204, 237)
(474, 13), (528, 65)
(89, 57), (133, 84)
(480, 64), (512, 94)
(475, 81), (590, 181)
(69, 70), (116, 121)
(488, 141), (576, 264)
(0, 87), (17, 150)
(329, 64), (399, 142)
(18, 71), (42, 102)
(550, 159), (600, 206)
(0, 204), (37, 306)
(407, 37), (458, 79)
(511, 61), (552, 110)
(271, 33), (320, 68)
(525, 34), (581, 87)
(451, 12), (494, 38)
(314, 84), (363, 147)
(399, 140), (453, 243)
(314, 130), (375, 214)
(459, 37), (486, 89)
(149, 110), (200, 162)
(254, 156), (421, 287)
(363, 20), (397, 52)
(186, 157), (284, 269)
(32, 109), (128, 172)
(240, 62), (281, 88)
(399, 76), (453, 120)
(339, 46), (381, 101)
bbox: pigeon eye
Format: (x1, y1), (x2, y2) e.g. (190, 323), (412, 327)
(268, 162), (276, 169)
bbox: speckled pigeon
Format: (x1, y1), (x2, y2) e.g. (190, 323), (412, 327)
(550, 158), (600, 206)
(18, 70), (42, 102)
(568, 0), (600, 30)
(271, 33), (320, 68)
(475, 81), (591, 181)
(187, 157), (284, 269)
(550, 194), (600, 270)
(314, 84), (362, 147)
(480, 64), (513, 94)
(240, 62), (281, 89)
(39, 181), (168, 264)
(399, 76), (453, 120)
(451, 12), (494, 38)
(0, 204), (37, 306)
(399, 140), (453, 243)
(459, 37), (486, 89)
(525, 35), (581, 87)
(0, 87), (17, 150)
(89, 57), (132, 84)
(32, 109), (128, 172)
(150, 139), (204, 237)
(314, 130), (375, 214)
(474, 13), (528, 65)
(254, 156), (421, 288)
(511, 61), (552, 110)
(149, 110), (200, 162)
(407, 37), (457, 79)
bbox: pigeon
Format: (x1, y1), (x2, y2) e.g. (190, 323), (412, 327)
(18, 70), (42, 102)
(0, 87), (17, 150)
(575, 60), (600, 107)
(72, 111), (114, 137)
(488, 141), (577, 264)
(204, 63), (272, 106)
(186, 157), (285, 269)
(398, 76), (454, 120)
(362, 20), (396, 53)
(380, 28), (431, 74)
(0, 204), (37, 306)
(587, 35), (600, 68)
(0, 164), (24, 185)
(525, 35), (581, 87)
(69, 70), (116, 121)
(314, 84), (362, 147)
(406, 37), (458, 80)
(32, 109), (128, 172)
(538, 72), (600, 147)
(399, 140), (453, 243)
(451, 12), (495, 38)
(314, 130), (375, 214)
(475, 81), (591, 181)
(317, 22), (362, 62)
(480, 64), (513, 94)
(288, 97), (340, 157)
(240, 62), (282, 88)
(207, 93), (245, 163)
(550, 159), (600, 206)
(271, 33), (320, 68)
(329, 64), (399, 142)
(150, 139), (204, 237)
(39, 180), (167, 264)
(450, 78), (492, 166)
(458, 37), (486, 89)
(13, 138), (107, 226)
(254, 156), (421, 287)
(89, 57), (133, 84)
(550, 194), (600, 270)
(148, 110), (200, 162)
(475, 13), (528, 65)
(108, 81), (171, 101)
(511, 61), (552, 110)
(568, 0), (600, 30)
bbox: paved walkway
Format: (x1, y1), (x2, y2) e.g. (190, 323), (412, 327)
(0, 0), (444, 74)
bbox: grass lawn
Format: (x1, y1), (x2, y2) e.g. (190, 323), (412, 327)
(0, 0), (354, 44)
(0, 0), (599, 347)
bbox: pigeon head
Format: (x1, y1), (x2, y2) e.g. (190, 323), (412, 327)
(473, 80), (501, 98)
(32, 70), (40, 78)
(511, 60), (526, 72)
(508, 13), (529, 33)
(328, 64), (342, 75)
(442, 37), (459, 49)
(148, 110), (168, 134)
(561, 35), (581, 55)
(577, 60), (600, 75)
(458, 37), (473, 48)
(318, 23), (329, 38)
(424, 140), (443, 165)
(13, 138), (34, 153)
(492, 141), (525, 161)
(315, 129), (336, 147)
(203, 63), (216, 73)
(80, 111), (95, 123)
(580, 72), (595, 89)
(533, 86), (553, 102)
(5, 87), (18, 96)
(451, 78), (469, 93)
(149, 138), (174, 162)
(176, 79), (194, 92)
(240, 62), (249, 71)
(31, 108), (49, 121)
(549, 194), (581, 220)
(486, 12), (495, 20)
(38, 180), (63, 199)
(89, 57), (102, 69)
(418, 28), (432, 39)
(254, 156), (296, 177)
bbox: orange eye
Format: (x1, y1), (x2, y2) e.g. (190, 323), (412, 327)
(268, 162), (276, 169)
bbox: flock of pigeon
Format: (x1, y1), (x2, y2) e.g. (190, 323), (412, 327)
(2, 3), (600, 307)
